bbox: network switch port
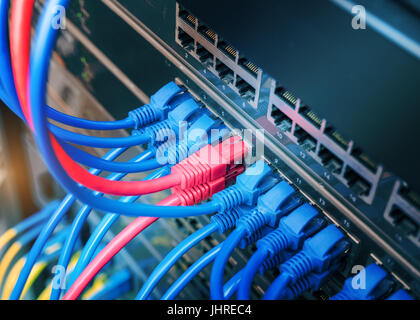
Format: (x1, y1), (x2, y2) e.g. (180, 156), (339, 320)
(270, 105), (292, 132)
(318, 145), (343, 175)
(215, 59), (234, 84)
(175, 4), (262, 109)
(344, 166), (372, 197)
(235, 76), (256, 103)
(267, 83), (382, 205)
(293, 125), (317, 153)
(179, 9), (197, 28)
(197, 24), (216, 45)
(389, 206), (419, 238)
(177, 28), (194, 50)
(384, 181), (420, 248)
(196, 44), (213, 65)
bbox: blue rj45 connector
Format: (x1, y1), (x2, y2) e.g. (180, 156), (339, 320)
(210, 180), (302, 299)
(128, 81), (186, 129)
(237, 203), (325, 299)
(263, 225), (350, 300)
(331, 263), (393, 300)
(280, 262), (342, 300)
(135, 161), (279, 300)
(212, 161), (279, 216)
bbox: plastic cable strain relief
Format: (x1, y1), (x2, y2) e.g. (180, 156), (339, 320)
(258, 229), (289, 256)
(211, 209), (241, 233)
(288, 277), (312, 299)
(176, 184), (211, 206)
(173, 153), (212, 189)
(212, 186), (244, 212)
(128, 104), (157, 129)
(260, 254), (284, 273)
(237, 210), (267, 236)
(281, 251), (313, 281)
(145, 121), (174, 143)
(242, 229), (264, 246)
(167, 143), (189, 164)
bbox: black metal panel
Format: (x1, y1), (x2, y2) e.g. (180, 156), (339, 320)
(178, 0), (420, 192)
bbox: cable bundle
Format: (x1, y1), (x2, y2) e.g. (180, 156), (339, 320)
(0, 0), (413, 302)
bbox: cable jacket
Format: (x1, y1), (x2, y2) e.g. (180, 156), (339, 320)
(237, 248), (268, 299)
(135, 222), (218, 300)
(223, 270), (243, 300)
(161, 243), (223, 300)
(63, 195), (180, 300)
(60, 142), (162, 173)
(210, 226), (247, 299)
(263, 273), (291, 300)
(45, 106), (134, 130)
(48, 123), (149, 148)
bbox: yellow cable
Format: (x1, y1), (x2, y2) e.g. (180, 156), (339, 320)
(21, 262), (47, 299)
(37, 282), (52, 300)
(38, 251), (81, 300)
(1, 257), (25, 300)
(0, 229), (17, 256)
(2, 258), (47, 300)
(0, 242), (22, 287)
(82, 273), (107, 300)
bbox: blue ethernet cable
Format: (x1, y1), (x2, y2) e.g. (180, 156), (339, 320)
(136, 223), (218, 300)
(237, 203), (324, 299)
(161, 243), (223, 300)
(223, 271), (242, 300)
(50, 149), (154, 299)
(44, 81), (186, 130)
(223, 250), (295, 299)
(279, 263), (342, 300)
(0, 200), (60, 258)
(210, 181), (299, 299)
(136, 162), (279, 300)
(28, 2), (219, 218)
(0, 0), (24, 120)
(66, 115), (226, 292)
(44, 106), (135, 130)
(161, 224), (294, 300)
(59, 141), (161, 173)
(330, 263), (393, 300)
(57, 100), (214, 173)
(263, 225), (349, 300)
(47, 124), (150, 148)
(46, 93), (201, 149)
(52, 162), (168, 300)
(1, 1), (182, 132)
(9, 147), (127, 300)
(68, 166), (170, 291)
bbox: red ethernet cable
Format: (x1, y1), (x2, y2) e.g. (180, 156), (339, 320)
(63, 167), (244, 300)
(9, 0), (34, 130)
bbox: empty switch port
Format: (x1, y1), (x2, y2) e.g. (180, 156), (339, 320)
(390, 206), (419, 237)
(344, 166), (372, 196)
(271, 105), (292, 132)
(196, 44), (213, 65)
(177, 28), (194, 50)
(318, 145), (343, 174)
(236, 76), (255, 102)
(215, 59), (234, 84)
(294, 125), (316, 152)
